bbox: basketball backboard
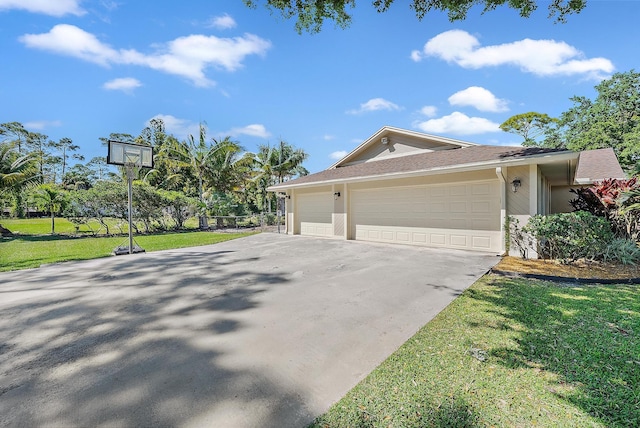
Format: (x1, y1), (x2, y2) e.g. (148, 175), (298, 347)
(107, 140), (154, 168)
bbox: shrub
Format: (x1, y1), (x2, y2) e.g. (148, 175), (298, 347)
(570, 178), (640, 241)
(523, 211), (614, 262)
(603, 238), (640, 265)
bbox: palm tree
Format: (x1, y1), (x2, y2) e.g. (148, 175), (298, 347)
(30, 184), (67, 234)
(0, 141), (36, 191)
(163, 123), (248, 229)
(1, 141), (37, 217)
(252, 141), (308, 212)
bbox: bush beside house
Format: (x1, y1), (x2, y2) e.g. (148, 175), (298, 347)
(510, 178), (640, 265)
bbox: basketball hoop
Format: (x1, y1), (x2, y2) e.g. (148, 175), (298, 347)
(107, 140), (154, 255)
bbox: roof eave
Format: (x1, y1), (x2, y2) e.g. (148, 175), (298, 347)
(269, 150), (579, 191)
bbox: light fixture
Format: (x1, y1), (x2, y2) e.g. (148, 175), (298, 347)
(334, 191), (341, 200)
(511, 178), (521, 193)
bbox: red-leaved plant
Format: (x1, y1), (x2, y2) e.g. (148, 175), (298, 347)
(570, 178), (640, 241)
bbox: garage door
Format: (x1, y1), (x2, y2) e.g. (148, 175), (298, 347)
(351, 181), (501, 252)
(297, 192), (333, 237)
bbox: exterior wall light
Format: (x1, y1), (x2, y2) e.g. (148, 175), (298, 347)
(511, 178), (522, 193)
(334, 191), (341, 200)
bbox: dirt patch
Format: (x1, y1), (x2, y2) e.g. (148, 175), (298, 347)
(494, 256), (640, 280)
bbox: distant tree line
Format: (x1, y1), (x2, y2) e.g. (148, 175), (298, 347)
(0, 118), (308, 233)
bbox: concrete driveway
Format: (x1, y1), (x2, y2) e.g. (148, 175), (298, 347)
(0, 233), (498, 427)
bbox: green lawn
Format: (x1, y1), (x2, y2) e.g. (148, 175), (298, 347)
(0, 230), (256, 271)
(312, 275), (639, 428)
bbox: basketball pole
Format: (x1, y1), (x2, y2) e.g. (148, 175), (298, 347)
(126, 163), (134, 255)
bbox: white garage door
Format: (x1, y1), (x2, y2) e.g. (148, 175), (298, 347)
(351, 181), (502, 252)
(297, 192), (333, 237)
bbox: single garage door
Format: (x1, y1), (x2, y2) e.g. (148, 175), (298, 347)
(297, 192), (333, 237)
(351, 180), (502, 252)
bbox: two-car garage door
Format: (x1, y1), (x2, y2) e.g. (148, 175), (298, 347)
(350, 181), (502, 252)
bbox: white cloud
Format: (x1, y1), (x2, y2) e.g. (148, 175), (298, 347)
(19, 24), (271, 87)
(448, 86), (509, 112)
(323, 135), (335, 141)
(419, 105), (438, 117)
(0, 0), (85, 16)
(347, 98), (402, 114)
(329, 150), (348, 160)
(208, 14), (237, 30)
(226, 124), (271, 138)
(412, 29), (614, 79)
(413, 112), (500, 136)
(23, 120), (62, 130)
(103, 77), (142, 93)
(149, 114), (200, 140)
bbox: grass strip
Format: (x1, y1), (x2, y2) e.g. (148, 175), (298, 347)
(311, 275), (639, 428)
(0, 231), (256, 272)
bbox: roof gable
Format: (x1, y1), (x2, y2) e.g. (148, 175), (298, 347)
(329, 126), (477, 169)
(575, 147), (627, 184)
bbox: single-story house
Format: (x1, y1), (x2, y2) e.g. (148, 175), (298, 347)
(268, 126), (626, 255)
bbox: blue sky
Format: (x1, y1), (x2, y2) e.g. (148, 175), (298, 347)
(1, 0), (638, 173)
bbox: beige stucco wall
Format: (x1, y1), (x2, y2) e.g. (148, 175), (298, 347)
(550, 185), (577, 213)
(506, 165), (531, 217)
(505, 165), (540, 257)
(333, 184), (345, 237)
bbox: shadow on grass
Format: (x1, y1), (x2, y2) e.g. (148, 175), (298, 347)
(312, 395), (481, 428)
(2, 234), (89, 243)
(468, 276), (640, 428)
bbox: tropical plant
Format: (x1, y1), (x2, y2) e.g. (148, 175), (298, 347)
(29, 184), (68, 234)
(252, 141), (308, 212)
(570, 178), (640, 241)
(161, 124), (244, 228)
(0, 141), (37, 191)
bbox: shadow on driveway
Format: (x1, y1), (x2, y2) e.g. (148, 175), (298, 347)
(0, 233), (498, 427)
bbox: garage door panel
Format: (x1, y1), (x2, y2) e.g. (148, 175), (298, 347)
(297, 193), (333, 237)
(351, 181), (501, 252)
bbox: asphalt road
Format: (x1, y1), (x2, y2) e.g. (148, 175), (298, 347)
(0, 233), (498, 427)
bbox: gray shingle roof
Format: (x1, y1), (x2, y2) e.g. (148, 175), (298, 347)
(271, 145), (569, 189)
(575, 147), (627, 182)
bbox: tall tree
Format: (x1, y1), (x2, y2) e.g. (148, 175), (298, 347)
(23, 132), (51, 183)
(62, 163), (96, 190)
(87, 156), (111, 181)
(0, 122), (29, 153)
(252, 141), (308, 212)
(99, 133), (135, 146)
(499, 112), (558, 147)
(244, 0), (585, 33)
(163, 123), (243, 228)
(51, 137), (82, 179)
(559, 70), (640, 170)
